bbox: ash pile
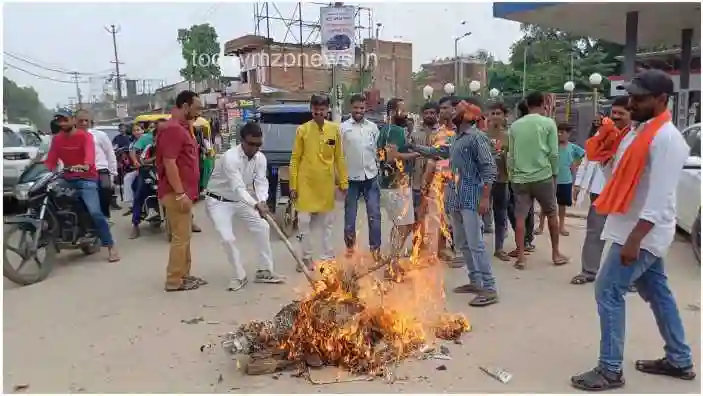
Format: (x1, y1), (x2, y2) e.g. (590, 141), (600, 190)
(221, 260), (470, 377)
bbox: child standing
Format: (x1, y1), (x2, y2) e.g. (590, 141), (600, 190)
(536, 123), (584, 236)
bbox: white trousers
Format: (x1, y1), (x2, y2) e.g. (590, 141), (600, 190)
(205, 197), (274, 280)
(123, 170), (137, 203)
(297, 211), (335, 261)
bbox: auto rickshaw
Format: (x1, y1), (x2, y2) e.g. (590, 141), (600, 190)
(133, 113), (171, 131)
(191, 117), (215, 194)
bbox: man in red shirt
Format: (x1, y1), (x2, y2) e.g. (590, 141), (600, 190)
(157, 91), (204, 291)
(44, 110), (120, 262)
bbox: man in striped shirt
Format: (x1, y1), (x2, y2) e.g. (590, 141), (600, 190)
(411, 99), (499, 307)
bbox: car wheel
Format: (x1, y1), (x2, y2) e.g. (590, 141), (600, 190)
(692, 212), (701, 265)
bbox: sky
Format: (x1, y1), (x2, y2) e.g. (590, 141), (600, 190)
(2, 1), (522, 108)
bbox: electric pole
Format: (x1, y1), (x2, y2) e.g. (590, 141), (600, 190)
(71, 72), (83, 109)
(105, 24), (123, 101)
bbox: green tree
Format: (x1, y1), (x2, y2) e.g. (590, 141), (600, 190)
(3, 76), (52, 128)
(177, 23), (222, 84)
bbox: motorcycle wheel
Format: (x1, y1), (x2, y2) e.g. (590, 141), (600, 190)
(3, 224), (56, 286)
(80, 237), (101, 255)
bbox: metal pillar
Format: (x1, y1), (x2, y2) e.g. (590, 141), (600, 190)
(678, 28), (693, 128)
(623, 11), (639, 80)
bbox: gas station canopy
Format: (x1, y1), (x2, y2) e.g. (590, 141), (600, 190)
(493, 2), (701, 47)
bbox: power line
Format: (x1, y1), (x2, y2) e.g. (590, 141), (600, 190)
(105, 24), (124, 100)
(3, 51), (112, 76)
(4, 62), (88, 84)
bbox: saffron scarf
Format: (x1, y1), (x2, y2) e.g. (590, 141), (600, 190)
(590, 111), (671, 215)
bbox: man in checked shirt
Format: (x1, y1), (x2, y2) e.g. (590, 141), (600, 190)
(410, 99), (499, 307)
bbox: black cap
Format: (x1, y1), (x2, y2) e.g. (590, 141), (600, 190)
(623, 69), (674, 96)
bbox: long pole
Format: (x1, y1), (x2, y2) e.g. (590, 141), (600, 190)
(72, 72), (83, 109)
(569, 53), (574, 82)
(521, 44), (528, 98)
(105, 24), (123, 101)
(331, 2), (344, 123)
(454, 38), (459, 90)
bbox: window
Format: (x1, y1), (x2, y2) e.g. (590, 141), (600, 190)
(19, 129), (41, 147)
(3, 128), (24, 147)
(683, 125), (701, 157)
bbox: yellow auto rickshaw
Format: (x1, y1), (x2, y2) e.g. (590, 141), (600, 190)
(191, 117), (216, 193)
(133, 113), (171, 132)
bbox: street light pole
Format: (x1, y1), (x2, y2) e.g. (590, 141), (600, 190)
(453, 32), (472, 92)
(521, 44), (528, 98)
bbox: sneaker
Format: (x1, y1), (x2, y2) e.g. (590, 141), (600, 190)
(254, 270), (285, 284)
(227, 278), (248, 291)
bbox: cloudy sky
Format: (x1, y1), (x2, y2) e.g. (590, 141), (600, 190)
(3, 1), (522, 107)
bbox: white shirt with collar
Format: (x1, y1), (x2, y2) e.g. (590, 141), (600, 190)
(574, 160), (606, 197)
(340, 117), (380, 181)
(600, 120), (690, 258)
(88, 128), (118, 176)
(207, 144), (268, 206)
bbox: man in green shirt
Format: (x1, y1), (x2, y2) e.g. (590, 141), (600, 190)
(507, 92), (568, 269)
(378, 98), (420, 279)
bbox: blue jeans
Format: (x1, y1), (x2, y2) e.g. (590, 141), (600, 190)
(450, 209), (497, 292)
(344, 177), (382, 250)
(596, 243), (692, 373)
(68, 179), (114, 247)
(131, 173), (150, 226)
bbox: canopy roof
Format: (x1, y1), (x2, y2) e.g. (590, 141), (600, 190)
(493, 2), (701, 47)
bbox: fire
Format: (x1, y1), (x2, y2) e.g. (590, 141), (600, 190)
(276, 167), (469, 375)
(224, 136), (470, 377)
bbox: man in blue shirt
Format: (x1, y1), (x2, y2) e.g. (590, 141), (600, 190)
(411, 99), (499, 307)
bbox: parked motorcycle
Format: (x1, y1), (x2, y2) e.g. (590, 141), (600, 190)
(135, 164), (163, 229)
(3, 163), (102, 286)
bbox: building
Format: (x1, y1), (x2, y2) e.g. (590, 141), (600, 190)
(223, 34), (413, 107)
(419, 56), (488, 96)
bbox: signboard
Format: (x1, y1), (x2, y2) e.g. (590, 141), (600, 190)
(320, 5), (356, 67)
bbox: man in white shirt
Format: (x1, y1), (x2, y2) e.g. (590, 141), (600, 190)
(340, 94), (382, 257)
(75, 109), (118, 218)
(570, 96), (632, 285)
(205, 122), (285, 291)
(571, 70), (695, 391)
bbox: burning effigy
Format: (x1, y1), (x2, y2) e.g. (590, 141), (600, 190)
(221, 157), (469, 379)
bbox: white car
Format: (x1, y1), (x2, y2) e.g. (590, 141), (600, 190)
(676, 123), (701, 263)
(3, 127), (42, 197)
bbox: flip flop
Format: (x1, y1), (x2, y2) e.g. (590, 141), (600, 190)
(553, 256), (570, 266)
(513, 259), (526, 270)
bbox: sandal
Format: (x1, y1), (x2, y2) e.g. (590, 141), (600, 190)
(453, 283), (483, 294)
(165, 279), (200, 292)
(183, 275), (208, 286)
(571, 273), (596, 285)
(129, 228), (140, 240)
(534, 228), (544, 235)
(635, 358), (696, 380)
(108, 249), (121, 263)
(513, 259), (526, 270)
(526, 243), (536, 252)
(508, 249), (532, 258)
(469, 291), (499, 307)
(192, 224), (202, 233)
(494, 251), (511, 262)
(570, 367), (625, 391)
(553, 256), (570, 266)
(560, 229), (570, 236)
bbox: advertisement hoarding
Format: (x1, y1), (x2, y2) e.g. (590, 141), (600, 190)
(320, 5), (356, 67)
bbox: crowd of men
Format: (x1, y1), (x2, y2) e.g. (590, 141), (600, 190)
(40, 69), (696, 390)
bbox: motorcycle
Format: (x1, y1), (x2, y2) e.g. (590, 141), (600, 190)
(135, 164), (164, 229)
(3, 163), (102, 286)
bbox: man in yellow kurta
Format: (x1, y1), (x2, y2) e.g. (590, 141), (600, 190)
(289, 94), (348, 270)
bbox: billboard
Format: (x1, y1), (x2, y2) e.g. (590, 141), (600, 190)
(320, 5), (355, 67)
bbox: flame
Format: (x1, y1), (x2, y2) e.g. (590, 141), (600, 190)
(278, 161), (469, 375)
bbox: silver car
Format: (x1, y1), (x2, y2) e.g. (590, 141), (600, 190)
(3, 127), (42, 197)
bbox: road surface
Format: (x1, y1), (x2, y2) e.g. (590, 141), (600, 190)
(3, 199), (701, 393)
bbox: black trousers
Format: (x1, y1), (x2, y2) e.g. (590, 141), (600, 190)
(97, 169), (113, 219)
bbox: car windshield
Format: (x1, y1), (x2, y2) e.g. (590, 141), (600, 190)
(3, 128), (24, 147)
(19, 129), (41, 146)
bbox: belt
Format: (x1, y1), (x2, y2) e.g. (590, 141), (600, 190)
(206, 192), (234, 203)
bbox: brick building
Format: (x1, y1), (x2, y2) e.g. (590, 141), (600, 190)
(419, 57), (487, 97)
(223, 34), (413, 108)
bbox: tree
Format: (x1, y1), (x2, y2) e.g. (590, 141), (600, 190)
(3, 76), (52, 129)
(177, 23), (222, 84)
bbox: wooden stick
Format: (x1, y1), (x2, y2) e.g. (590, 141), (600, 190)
(264, 213), (316, 286)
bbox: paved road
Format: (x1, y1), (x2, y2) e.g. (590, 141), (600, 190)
(3, 199), (701, 393)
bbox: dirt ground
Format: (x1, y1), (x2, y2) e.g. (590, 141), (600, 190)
(3, 202), (701, 394)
